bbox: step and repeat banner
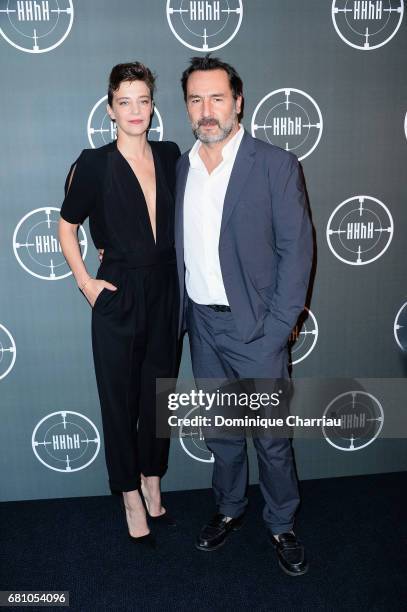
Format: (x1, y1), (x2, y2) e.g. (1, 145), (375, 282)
(1, 1), (406, 501)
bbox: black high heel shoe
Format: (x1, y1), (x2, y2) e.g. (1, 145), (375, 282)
(140, 482), (177, 527)
(120, 496), (156, 547)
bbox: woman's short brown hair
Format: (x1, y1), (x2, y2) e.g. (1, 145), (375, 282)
(108, 62), (156, 106)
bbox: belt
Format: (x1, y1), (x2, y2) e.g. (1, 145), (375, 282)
(102, 247), (176, 269)
(206, 304), (231, 312)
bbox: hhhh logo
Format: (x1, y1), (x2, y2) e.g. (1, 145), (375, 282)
(323, 390), (384, 451)
(331, 1), (404, 50)
(326, 195), (393, 266)
(35, 235), (61, 253)
(15, 1), (50, 20)
(352, 1), (383, 19)
(346, 222), (373, 240)
(17, 0), (49, 21)
(189, 1), (221, 20)
(166, 0), (243, 51)
(251, 88), (323, 161)
(32, 411), (101, 473)
(13, 207), (87, 280)
(0, 0), (74, 53)
(271, 117), (302, 137)
(52, 434), (80, 450)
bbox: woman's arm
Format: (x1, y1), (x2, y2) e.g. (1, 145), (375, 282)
(58, 218), (116, 307)
(59, 157), (117, 306)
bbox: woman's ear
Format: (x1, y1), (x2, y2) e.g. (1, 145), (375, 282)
(106, 103), (115, 122)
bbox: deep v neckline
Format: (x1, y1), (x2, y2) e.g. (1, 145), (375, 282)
(116, 141), (158, 246)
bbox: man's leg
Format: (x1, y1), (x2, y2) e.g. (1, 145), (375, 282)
(187, 300), (248, 520)
(215, 317), (300, 535)
(215, 316), (308, 573)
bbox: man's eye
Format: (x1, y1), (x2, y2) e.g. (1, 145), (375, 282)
(141, 100), (149, 105)
(119, 101), (128, 105)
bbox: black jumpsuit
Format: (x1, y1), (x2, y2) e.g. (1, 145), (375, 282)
(61, 140), (180, 492)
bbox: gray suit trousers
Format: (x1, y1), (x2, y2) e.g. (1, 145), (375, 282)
(187, 299), (300, 535)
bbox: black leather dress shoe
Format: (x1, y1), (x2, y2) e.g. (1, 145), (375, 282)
(269, 531), (308, 576)
(195, 512), (245, 551)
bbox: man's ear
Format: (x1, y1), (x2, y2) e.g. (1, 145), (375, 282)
(235, 95), (243, 116)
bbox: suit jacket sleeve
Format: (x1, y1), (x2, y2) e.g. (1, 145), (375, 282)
(266, 153), (313, 351)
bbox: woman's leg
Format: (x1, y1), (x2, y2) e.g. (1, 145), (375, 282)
(137, 263), (179, 516)
(91, 277), (150, 534)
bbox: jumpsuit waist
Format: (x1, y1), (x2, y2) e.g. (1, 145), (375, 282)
(102, 247), (176, 269)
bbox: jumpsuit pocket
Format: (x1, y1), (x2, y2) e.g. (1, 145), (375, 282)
(93, 286), (121, 313)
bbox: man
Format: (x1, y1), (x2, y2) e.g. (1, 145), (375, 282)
(175, 56), (313, 576)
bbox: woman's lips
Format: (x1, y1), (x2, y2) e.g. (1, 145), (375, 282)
(129, 119), (143, 124)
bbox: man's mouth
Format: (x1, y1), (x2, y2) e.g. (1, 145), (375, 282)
(199, 118), (219, 128)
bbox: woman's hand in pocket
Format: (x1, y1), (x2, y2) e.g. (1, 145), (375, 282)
(82, 278), (117, 308)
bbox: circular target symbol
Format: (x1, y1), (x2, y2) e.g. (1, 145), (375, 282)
(251, 88), (323, 161)
(331, 0), (404, 50)
(0, 323), (16, 381)
(327, 195), (393, 265)
(0, 0), (74, 53)
(166, 0), (243, 51)
(322, 390), (384, 451)
(13, 207), (87, 280)
(179, 406), (214, 463)
(394, 302), (407, 351)
(289, 308), (318, 365)
(32, 411), (101, 472)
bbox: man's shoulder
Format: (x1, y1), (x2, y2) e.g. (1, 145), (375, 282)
(247, 132), (297, 166)
(176, 148), (191, 171)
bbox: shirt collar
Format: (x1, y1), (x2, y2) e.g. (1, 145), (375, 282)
(189, 124), (244, 168)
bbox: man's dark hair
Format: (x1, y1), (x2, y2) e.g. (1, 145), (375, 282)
(108, 62), (155, 106)
(181, 54), (243, 102)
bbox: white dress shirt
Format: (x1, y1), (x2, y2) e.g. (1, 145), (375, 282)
(184, 125), (245, 305)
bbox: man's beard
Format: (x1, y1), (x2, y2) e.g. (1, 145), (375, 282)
(192, 111), (238, 144)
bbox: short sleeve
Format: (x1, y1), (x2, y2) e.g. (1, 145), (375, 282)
(60, 150), (97, 224)
(169, 141), (181, 161)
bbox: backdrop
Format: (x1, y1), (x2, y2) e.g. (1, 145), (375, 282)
(1, 0), (406, 502)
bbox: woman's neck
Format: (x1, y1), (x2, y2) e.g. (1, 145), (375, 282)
(116, 131), (150, 160)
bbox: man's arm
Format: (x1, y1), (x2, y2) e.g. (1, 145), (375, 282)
(265, 153), (313, 351)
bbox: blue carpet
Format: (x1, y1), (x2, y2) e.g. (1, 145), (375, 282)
(1, 472), (406, 611)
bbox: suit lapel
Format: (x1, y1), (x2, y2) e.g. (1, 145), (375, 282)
(220, 131), (256, 236)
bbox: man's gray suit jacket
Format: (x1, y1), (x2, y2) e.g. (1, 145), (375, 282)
(175, 130), (313, 352)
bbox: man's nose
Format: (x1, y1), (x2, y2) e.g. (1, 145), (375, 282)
(202, 98), (212, 116)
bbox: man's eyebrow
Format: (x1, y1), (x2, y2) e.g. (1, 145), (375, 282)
(187, 93), (225, 98)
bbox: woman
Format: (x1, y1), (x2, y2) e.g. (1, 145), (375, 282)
(59, 62), (180, 545)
